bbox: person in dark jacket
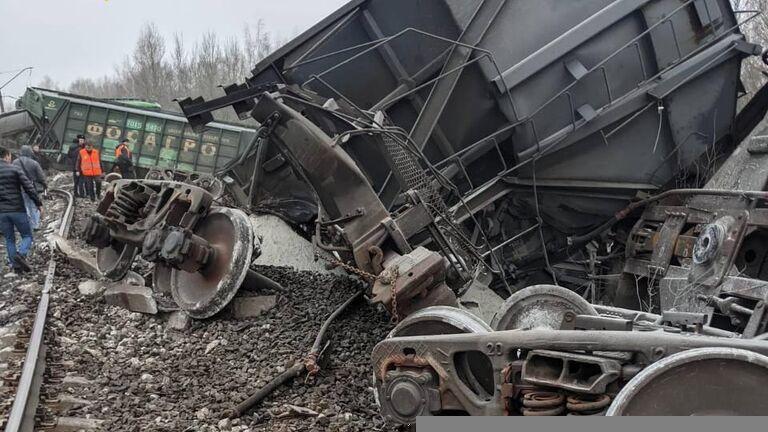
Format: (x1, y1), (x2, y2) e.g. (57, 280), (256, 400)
(13, 145), (47, 230)
(67, 135), (86, 198)
(115, 144), (135, 179)
(0, 146), (43, 273)
(31, 144), (50, 171)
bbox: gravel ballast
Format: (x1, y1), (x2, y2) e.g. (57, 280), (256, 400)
(44, 193), (396, 431)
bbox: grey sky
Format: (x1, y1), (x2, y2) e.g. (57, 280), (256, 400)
(0, 0), (348, 101)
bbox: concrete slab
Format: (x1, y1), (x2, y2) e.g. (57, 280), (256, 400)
(104, 284), (158, 315)
(55, 417), (104, 431)
(78, 280), (104, 297)
(49, 234), (103, 279)
(230, 295), (278, 319)
(165, 311), (191, 331)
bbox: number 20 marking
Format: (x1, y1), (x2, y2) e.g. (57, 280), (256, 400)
(486, 343), (503, 356)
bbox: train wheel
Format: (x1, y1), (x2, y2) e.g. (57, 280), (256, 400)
(152, 263), (173, 295)
(104, 172), (122, 183)
(387, 306), (495, 398)
(607, 348), (768, 415)
(170, 207), (254, 319)
(491, 285), (597, 331)
(96, 242), (138, 281)
(388, 305), (491, 337)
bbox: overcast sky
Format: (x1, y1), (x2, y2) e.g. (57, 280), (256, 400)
(0, 0), (348, 101)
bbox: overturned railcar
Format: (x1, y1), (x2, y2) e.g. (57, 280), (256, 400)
(85, 0), (768, 419)
(0, 110), (36, 148)
(181, 0), (763, 291)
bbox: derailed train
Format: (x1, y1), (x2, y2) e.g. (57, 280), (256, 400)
(84, 0), (768, 420)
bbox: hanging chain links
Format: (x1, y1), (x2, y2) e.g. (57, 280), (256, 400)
(313, 250), (400, 323)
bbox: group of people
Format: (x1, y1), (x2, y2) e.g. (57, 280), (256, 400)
(66, 135), (134, 200)
(0, 144), (46, 273)
(0, 135), (135, 273)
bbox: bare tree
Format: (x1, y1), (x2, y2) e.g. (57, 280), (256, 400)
(68, 77), (99, 96)
(171, 33), (192, 99)
(192, 31), (223, 101)
(130, 23), (170, 104)
(243, 20), (274, 67)
(222, 36), (247, 85)
(62, 20), (282, 118)
(37, 75), (61, 91)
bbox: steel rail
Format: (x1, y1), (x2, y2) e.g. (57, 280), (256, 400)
(4, 188), (74, 432)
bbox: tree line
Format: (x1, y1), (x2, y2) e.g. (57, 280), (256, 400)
(38, 21), (282, 122)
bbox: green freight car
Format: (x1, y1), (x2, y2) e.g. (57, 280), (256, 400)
(18, 87), (257, 175)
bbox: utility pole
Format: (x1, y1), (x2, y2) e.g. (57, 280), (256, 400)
(0, 67), (33, 113)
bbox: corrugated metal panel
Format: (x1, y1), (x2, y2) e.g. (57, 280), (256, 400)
(20, 88), (257, 175)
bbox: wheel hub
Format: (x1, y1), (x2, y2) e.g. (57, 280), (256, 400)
(491, 285), (598, 331)
(170, 207), (255, 318)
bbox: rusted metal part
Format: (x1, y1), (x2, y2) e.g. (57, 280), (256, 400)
(649, 213), (687, 277)
(84, 179), (262, 318)
(246, 93), (462, 318)
(620, 199), (761, 313)
(376, 354), (432, 383)
(372, 247), (457, 318)
(522, 350), (621, 394)
(372, 325), (768, 421)
(520, 391), (566, 416)
(743, 300), (768, 339)
(85, 179), (215, 281)
(567, 394), (612, 413)
(251, 93), (393, 275)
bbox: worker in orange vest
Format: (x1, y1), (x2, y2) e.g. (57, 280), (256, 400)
(115, 139), (132, 159)
(76, 140), (103, 202)
(114, 139), (135, 179)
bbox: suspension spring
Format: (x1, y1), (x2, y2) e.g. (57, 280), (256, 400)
(105, 190), (145, 224)
(520, 390), (566, 416)
(566, 393), (612, 416)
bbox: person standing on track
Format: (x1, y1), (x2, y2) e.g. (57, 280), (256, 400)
(13, 145), (47, 230)
(0, 146), (43, 273)
(32, 144), (51, 172)
(68, 135), (86, 198)
(77, 140), (103, 201)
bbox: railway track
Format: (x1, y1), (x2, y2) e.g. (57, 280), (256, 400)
(1, 189), (75, 432)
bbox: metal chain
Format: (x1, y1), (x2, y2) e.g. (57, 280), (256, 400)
(313, 250), (400, 323)
(314, 251), (379, 281)
(389, 267), (400, 324)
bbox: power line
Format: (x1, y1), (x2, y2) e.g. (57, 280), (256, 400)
(0, 68), (32, 75)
